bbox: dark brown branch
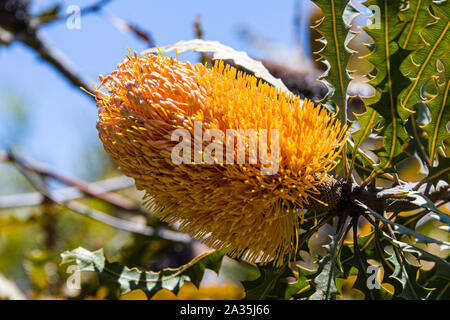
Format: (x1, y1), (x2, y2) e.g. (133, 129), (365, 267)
(62, 200), (190, 242)
(33, 0), (113, 27)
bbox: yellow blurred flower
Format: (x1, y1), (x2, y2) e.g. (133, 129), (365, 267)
(95, 52), (347, 266)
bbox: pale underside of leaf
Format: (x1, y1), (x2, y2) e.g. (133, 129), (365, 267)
(60, 247), (227, 299)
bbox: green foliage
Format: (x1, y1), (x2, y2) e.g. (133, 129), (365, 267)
(405, 191), (450, 228)
(358, 0), (411, 179)
(356, 200), (449, 249)
(285, 0), (449, 300)
(311, 0), (449, 183)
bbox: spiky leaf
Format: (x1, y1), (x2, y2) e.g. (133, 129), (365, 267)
(60, 247), (227, 299)
(398, 2), (450, 118)
(311, 0), (359, 122)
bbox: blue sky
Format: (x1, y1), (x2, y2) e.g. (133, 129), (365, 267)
(0, 0), (313, 183)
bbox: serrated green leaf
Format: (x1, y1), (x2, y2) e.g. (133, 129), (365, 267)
(422, 157), (450, 185)
(404, 108), (432, 163)
(373, 233), (408, 297)
(355, 229), (429, 299)
(377, 230), (448, 299)
(396, 252), (433, 299)
(242, 263), (312, 300)
(241, 264), (287, 300)
(285, 271), (312, 299)
(396, 241), (450, 280)
(349, 107), (382, 173)
(308, 234), (342, 300)
(60, 247), (227, 299)
(339, 230), (393, 299)
(142, 39), (289, 93)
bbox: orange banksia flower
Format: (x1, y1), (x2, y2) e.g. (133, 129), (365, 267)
(94, 52), (347, 266)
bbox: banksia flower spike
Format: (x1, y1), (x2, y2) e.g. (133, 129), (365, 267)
(95, 52), (348, 266)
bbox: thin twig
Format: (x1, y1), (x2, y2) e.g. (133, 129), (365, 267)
(63, 200), (189, 242)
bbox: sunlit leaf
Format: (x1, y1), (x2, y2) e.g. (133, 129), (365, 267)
(398, 2), (449, 118)
(60, 247), (227, 299)
(403, 191), (450, 229)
